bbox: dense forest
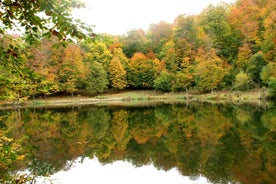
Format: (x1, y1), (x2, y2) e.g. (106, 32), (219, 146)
(0, 0), (275, 101)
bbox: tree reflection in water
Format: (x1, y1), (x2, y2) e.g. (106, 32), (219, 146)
(0, 103), (275, 184)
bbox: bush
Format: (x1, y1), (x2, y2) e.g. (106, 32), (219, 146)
(153, 71), (173, 92)
(233, 71), (253, 91)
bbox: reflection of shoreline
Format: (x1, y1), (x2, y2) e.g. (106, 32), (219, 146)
(0, 90), (271, 110)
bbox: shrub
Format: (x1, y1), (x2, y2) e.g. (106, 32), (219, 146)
(233, 71), (253, 91)
(153, 71), (173, 92)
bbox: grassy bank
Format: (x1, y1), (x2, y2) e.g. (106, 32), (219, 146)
(0, 89), (271, 109)
(94, 89), (269, 104)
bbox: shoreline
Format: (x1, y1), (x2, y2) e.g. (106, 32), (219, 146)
(0, 89), (272, 110)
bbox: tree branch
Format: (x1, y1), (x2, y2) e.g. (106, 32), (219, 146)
(0, 0), (19, 7)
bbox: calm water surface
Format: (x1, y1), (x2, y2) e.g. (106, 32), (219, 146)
(1, 102), (275, 184)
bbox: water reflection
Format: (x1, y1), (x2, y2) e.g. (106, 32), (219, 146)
(0, 103), (275, 184)
(36, 157), (210, 184)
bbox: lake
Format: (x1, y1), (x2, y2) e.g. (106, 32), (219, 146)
(0, 102), (275, 184)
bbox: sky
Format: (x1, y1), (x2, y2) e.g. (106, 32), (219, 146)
(36, 157), (211, 184)
(72, 0), (237, 35)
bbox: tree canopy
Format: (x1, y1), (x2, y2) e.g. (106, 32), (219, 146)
(0, 0), (92, 42)
(0, 0), (275, 100)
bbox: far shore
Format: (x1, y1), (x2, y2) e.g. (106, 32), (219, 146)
(0, 89), (272, 109)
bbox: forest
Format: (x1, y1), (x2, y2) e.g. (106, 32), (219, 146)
(0, 0), (275, 101)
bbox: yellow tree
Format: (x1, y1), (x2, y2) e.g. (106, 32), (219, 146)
(194, 48), (230, 92)
(82, 41), (112, 71)
(160, 41), (178, 73)
(173, 57), (195, 93)
(109, 56), (127, 89)
(128, 52), (157, 88)
(112, 47), (129, 68)
(235, 43), (252, 70)
(58, 43), (86, 95)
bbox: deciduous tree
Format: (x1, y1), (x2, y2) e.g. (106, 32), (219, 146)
(247, 52), (266, 84)
(121, 29), (147, 58)
(199, 3), (240, 60)
(194, 48), (229, 92)
(173, 67), (194, 92)
(85, 61), (109, 93)
(235, 43), (252, 71)
(0, 0), (91, 42)
(261, 62), (276, 85)
(127, 52), (157, 89)
(58, 43), (86, 95)
(172, 15), (198, 64)
(153, 71), (174, 92)
(82, 40), (112, 71)
(233, 71), (253, 91)
(109, 56), (127, 89)
(160, 41), (178, 73)
(147, 21), (173, 56)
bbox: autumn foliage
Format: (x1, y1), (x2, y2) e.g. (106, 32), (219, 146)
(0, 0), (275, 100)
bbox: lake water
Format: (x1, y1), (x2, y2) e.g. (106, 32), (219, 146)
(1, 102), (275, 184)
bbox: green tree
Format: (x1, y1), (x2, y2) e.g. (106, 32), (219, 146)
(173, 68), (194, 92)
(233, 71), (253, 91)
(0, 35), (35, 101)
(147, 21), (173, 57)
(199, 3), (240, 60)
(0, 0), (91, 43)
(121, 29), (147, 58)
(260, 62), (276, 85)
(153, 71), (174, 92)
(247, 52), (267, 84)
(160, 41), (178, 73)
(85, 61), (109, 93)
(172, 15), (199, 63)
(109, 56), (127, 90)
(268, 78), (276, 99)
